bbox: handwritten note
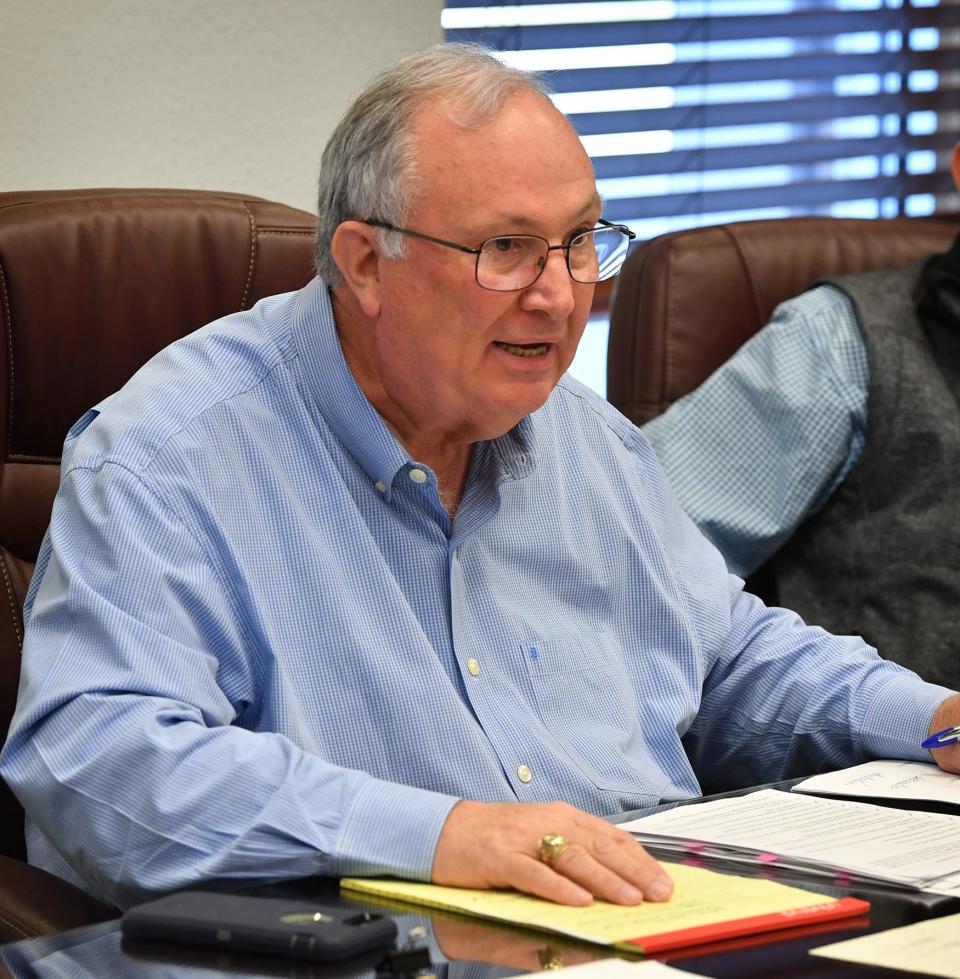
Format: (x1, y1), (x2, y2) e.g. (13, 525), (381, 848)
(810, 911), (960, 977)
(793, 760), (960, 807)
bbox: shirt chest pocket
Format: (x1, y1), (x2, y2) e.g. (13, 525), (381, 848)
(525, 632), (668, 803)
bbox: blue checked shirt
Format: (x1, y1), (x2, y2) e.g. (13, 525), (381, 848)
(1, 277), (947, 909)
(644, 286), (869, 578)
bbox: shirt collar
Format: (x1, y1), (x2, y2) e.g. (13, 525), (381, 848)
(292, 276), (539, 495)
(490, 415), (537, 481)
(293, 278), (410, 498)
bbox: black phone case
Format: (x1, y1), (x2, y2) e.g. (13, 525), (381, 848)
(122, 891), (398, 961)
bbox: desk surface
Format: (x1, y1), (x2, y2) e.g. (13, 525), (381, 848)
(2, 781), (957, 979)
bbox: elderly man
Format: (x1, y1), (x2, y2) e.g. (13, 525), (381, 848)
(2, 44), (958, 911)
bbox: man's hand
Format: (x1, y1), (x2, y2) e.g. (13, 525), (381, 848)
(431, 800), (673, 906)
(928, 693), (960, 774)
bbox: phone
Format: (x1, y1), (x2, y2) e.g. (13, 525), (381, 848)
(122, 891), (398, 961)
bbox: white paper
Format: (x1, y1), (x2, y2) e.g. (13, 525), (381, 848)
(793, 759), (960, 806)
(621, 788), (960, 891)
(810, 911), (960, 978)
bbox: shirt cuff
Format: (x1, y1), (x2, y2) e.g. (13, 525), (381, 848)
(332, 775), (460, 880)
(860, 673), (956, 761)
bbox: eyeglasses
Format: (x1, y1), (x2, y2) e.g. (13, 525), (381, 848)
(361, 218), (635, 292)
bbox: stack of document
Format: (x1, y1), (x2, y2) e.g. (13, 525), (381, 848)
(620, 787), (960, 897)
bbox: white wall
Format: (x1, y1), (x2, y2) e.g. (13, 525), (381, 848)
(1, 0), (444, 214)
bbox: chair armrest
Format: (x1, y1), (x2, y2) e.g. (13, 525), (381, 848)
(0, 854), (117, 942)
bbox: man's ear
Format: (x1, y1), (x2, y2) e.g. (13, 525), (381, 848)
(952, 142), (960, 193)
(331, 221), (383, 318)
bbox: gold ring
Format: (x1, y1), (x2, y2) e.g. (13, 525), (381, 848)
(538, 833), (569, 865)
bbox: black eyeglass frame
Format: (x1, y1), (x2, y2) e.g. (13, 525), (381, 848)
(361, 218), (636, 291)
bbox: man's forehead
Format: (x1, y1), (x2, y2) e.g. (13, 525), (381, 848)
(413, 87), (579, 156)
(477, 193), (603, 231)
(410, 92), (597, 218)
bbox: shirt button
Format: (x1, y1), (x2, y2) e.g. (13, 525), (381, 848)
(517, 764), (532, 783)
(409, 468), (428, 484)
(466, 657), (480, 677)
(374, 481), (386, 493)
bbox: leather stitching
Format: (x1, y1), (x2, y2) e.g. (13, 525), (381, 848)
(726, 224), (768, 325)
(0, 908), (31, 940)
(0, 551), (22, 647)
(9, 453), (59, 462)
(0, 259), (14, 455)
(240, 202), (257, 311)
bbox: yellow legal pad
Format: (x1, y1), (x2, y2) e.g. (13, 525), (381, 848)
(341, 864), (869, 955)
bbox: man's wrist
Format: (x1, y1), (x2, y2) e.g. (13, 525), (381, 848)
(860, 674), (955, 760)
(333, 777), (461, 880)
(928, 692), (960, 738)
(926, 692), (960, 774)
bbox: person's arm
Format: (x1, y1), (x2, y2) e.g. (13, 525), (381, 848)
(643, 286), (869, 577)
(1, 459), (671, 910)
(633, 431), (954, 790)
(685, 582), (956, 790)
(0, 461), (458, 909)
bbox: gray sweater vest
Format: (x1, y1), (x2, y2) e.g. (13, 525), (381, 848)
(771, 261), (960, 691)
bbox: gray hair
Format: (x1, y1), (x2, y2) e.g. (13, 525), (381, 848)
(314, 43), (551, 286)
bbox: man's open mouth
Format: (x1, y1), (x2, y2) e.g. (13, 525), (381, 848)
(493, 341), (550, 358)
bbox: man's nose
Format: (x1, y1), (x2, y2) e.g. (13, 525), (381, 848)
(522, 249), (577, 318)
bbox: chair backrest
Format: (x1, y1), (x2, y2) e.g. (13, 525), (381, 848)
(0, 188), (317, 859)
(608, 216), (960, 426)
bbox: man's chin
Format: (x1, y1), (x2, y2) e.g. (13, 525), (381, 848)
(478, 387), (556, 436)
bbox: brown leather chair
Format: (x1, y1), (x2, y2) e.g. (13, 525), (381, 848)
(608, 216), (960, 426)
(0, 188), (316, 940)
(607, 215), (960, 604)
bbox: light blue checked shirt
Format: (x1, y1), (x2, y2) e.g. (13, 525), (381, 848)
(644, 286), (869, 578)
(1, 277), (947, 910)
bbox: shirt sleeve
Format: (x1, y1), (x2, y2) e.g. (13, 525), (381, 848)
(0, 459), (459, 909)
(642, 285), (869, 577)
(687, 583), (956, 790)
(631, 435), (954, 791)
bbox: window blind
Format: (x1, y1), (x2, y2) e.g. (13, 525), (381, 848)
(443, 1), (960, 242)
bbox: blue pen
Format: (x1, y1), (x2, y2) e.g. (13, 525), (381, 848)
(921, 726), (960, 750)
